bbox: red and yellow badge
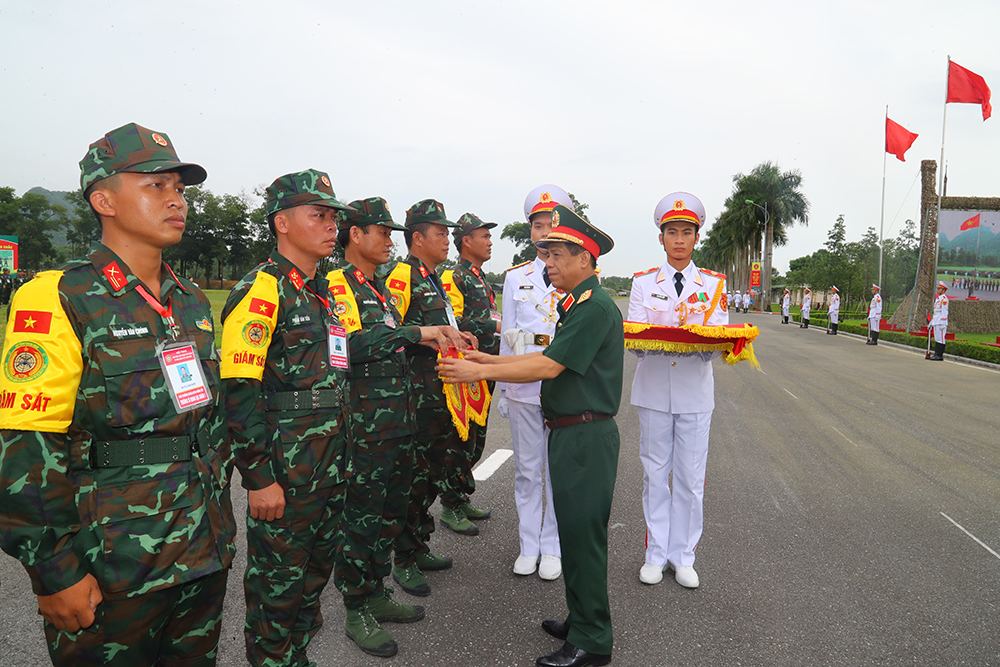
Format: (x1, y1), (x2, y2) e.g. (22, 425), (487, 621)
(674, 199), (686, 210)
(540, 192), (552, 203)
(12, 310), (53, 334)
(287, 268), (305, 291)
(102, 261), (128, 291)
(4, 341), (49, 383)
(551, 210), (561, 227)
(320, 174), (331, 188)
(331, 284), (347, 296)
(241, 320), (269, 348)
(248, 297), (276, 317)
(151, 133), (169, 147)
(195, 317), (213, 332)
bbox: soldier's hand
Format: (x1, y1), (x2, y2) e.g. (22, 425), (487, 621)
(249, 482), (286, 521)
(462, 349), (496, 364)
(459, 331), (479, 350)
(437, 357), (484, 384)
(37, 573), (103, 632)
(439, 326), (467, 352)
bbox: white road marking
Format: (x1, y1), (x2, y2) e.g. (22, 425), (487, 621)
(831, 426), (858, 447)
(783, 387), (799, 400)
(473, 448), (514, 481)
(940, 512), (1000, 561)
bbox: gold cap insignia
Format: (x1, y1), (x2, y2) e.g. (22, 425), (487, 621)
(551, 210), (560, 227)
(674, 199), (685, 210)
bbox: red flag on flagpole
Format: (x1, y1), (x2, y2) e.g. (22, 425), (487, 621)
(959, 213), (981, 231)
(885, 117), (919, 161)
(947, 60), (992, 120)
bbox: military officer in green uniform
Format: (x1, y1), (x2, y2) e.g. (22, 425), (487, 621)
(0, 123), (236, 666)
(440, 212), (500, 527)
(385, 199), (478, 596)
(328, 197), (465, 657)
(439, 204), (621, 667)
(220, 169), (352, 667)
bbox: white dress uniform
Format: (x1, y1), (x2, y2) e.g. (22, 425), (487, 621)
(782, 292), (791, 323)
(497, 184), (573, 575)
(931, 291), (949, 344)
(631, 192), (728, 587)
(869, 290), (882, 332)
(828, 292), (840, 325)
(801, 291), (812, 320)
(743, 291), (752, 313)
(732, 291), (741, 312)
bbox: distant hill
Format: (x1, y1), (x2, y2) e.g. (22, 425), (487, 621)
(24, 187), (72, 247)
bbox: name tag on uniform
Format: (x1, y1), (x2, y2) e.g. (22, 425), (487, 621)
(157, 341), (212, 413)
(519, 285), (534, 290)
(445, 303), (459, 328)
(328, 324), (349, 370)
(652, 293), (671, 301)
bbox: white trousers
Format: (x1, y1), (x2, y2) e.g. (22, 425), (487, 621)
(932, 324), (946, 344)
(508, 399), (560, 558)
(869, 317), (880, 333)
(829, 311), (839, 324)
(638, 406), (712, 568)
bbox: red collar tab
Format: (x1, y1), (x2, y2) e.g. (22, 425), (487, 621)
(102, 261), (128, 291)
(471, 266), (481, 277)
(560, 293), (576, 313)
(418, 265), (430, 279)
(287, 268), (305, 291)
(353, 269), (367, 285)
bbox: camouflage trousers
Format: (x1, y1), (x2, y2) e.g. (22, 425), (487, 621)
(44, 569), (229, 667)
(442, 380), (494, 508)
(394, 411), (463, 566)
(334, 435), (415, 609)
(243, 480), (346, 667)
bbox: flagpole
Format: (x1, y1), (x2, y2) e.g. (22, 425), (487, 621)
(879, 104), (888, 289)
(932, 56), (950, 290)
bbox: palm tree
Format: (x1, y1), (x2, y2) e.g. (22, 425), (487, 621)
(730, 162), (809, 308)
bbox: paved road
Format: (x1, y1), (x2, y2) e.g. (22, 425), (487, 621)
(1, 312), (998, 666)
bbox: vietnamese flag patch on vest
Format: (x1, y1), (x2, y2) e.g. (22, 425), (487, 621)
(12, 310), (53, 334)
(248, 297), (276, 317)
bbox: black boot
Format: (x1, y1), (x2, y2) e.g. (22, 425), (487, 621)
(804, 319), (809, 329)
(833, 323), (838, 335)
(872, 331), (879, 345)
(931, 342), (945, 361)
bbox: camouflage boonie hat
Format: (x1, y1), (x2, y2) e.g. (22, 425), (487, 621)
(265, 169), (353, 216)
(452, 212), (497, 242)
(343, 197), (406, 231)
(79, 123), (207, 193)
(404, 198), (459, 228)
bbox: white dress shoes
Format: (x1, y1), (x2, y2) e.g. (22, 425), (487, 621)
(673, 565), (700, 589)
(513, 554), (538, 576)
(638, 563), (664, 585)
(538, 555), (562, 581)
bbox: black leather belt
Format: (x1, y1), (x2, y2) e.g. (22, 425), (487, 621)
(544, 411), (612, 431)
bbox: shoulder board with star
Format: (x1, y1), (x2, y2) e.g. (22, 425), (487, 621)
(577, 289), (593, 304)
(633, 266), (658, 278)
(506, 260), (531, 273)
(699, 268), (726, 280)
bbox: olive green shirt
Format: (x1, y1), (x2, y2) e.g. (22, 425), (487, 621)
(541, 275), (624, 419)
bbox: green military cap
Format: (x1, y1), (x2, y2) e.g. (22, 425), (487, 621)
(404, 198), (459, 228)
(79, 122), (207, 193)
(452, 212), (497, 241)
(265, 169), (353, 216)
(343, 197), (406, 231)
(536, 203), (614, 259)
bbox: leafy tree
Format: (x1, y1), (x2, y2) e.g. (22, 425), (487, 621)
(0, 187), (67, 269)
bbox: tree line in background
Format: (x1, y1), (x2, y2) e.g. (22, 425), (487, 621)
(1, 174), (923, 304)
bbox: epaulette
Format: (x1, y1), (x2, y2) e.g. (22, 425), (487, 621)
(506, 260), (531, 272)
(633, 266), (658, 278)
(700, 268), (726, 279)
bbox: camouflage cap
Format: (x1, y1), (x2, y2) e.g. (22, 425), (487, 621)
(452, 212), (497, 241)
(343, 197), (406, 231)
(265, 169), (353, 216)
(79, 123), (207, 193)
(404, 198), (459, 228)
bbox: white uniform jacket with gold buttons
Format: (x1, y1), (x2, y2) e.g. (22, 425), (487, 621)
(628, 261), (728, 414)
(498, 257), (562, 405)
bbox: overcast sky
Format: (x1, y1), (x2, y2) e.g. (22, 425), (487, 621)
(2, 1), (997, 277)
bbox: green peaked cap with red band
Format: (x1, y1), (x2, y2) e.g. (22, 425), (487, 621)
(535, 204), (614, 259)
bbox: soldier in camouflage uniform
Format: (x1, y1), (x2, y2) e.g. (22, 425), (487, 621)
(220, 169), (352, 667)
(386, 199), (478, 596)
(441, 213), (500, 526)
(328, 197), (466, 657)
(0, 123), (236, 666)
